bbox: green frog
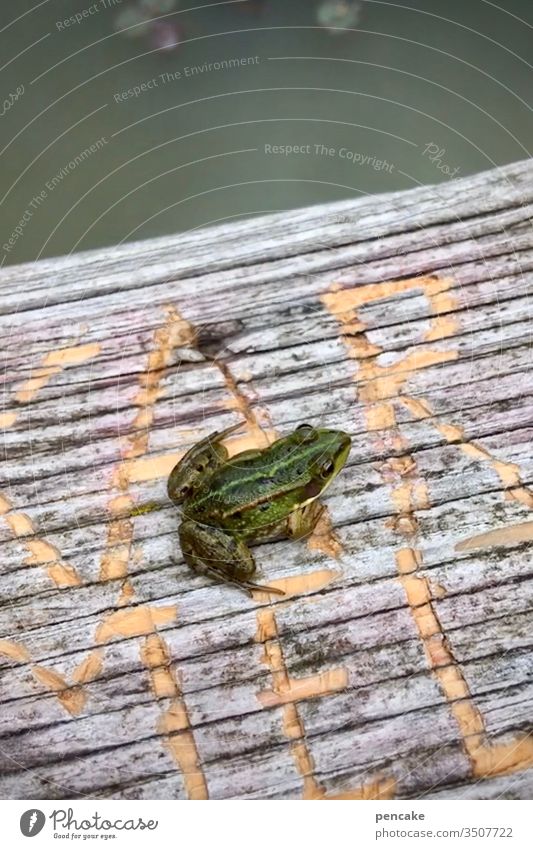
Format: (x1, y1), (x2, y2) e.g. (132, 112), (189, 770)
(167, 422), (351, 596)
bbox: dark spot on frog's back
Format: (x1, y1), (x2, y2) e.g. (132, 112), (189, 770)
(255, 476), (274, 488)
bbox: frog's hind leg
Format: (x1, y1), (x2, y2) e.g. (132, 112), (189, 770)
(168, 421), (244, 504)
(287, 499), (325, 540)
(178, 520), (284, 596)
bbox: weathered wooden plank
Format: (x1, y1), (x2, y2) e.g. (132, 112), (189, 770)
(1, 159), (533, 800)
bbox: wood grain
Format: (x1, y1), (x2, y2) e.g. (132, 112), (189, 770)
(1, 159), (533, 800)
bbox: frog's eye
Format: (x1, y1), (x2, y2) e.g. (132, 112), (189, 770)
(296, 423), (316, 442)
(319, 460), (335, 479)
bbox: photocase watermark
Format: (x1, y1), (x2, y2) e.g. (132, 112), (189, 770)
(1, 84), (25, 117)
(2, 136), (108, 255)
(422, 142), (461, 178)
(19, 807), (158, 840)
(113, 56), (261, 102)
(51, 807), (158, 837)
(56, 0), (123, 31)
(20, 809), (46, 837)
(263, 142), (395, 172)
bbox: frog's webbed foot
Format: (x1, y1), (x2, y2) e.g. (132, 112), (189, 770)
(178, 520), (284, 597)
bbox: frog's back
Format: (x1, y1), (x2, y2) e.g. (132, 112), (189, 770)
(187, 441), (312, 523)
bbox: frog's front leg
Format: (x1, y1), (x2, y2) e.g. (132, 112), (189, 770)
(287, 499), (325, 539)
(178, 520), (284, 596)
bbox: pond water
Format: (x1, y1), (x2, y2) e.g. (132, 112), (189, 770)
(1, 0), (532, 266)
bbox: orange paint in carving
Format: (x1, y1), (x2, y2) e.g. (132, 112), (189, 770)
(322, 278), (459, 434)
(256, 607), (329, 798)
(366, 402), (396, 431)
(23, 538), (59, 564)
(1, 508), (81, 586)
(32, 666), (69, 690)
(255, 608), (279, 642)
(96, 605), (177, 643)
(101, 307), (195, 581)
(399, 396), (532, 498)
(32, 665), (87, 715)
(456, 521), (533, 551)
(117, 580), (135, 606)
(0, 493), (12, 513)
(13, 343), (100, 403)
(460, 444), (521, 487)
(291, 740), (326, 799)
(322, 276), (456, 314)
(120, 452), (182, 485)
(0, 639), (30, 662)
(391, 481), (429, 515)
(72, 650), (103, 684)
(424, 314), (458, 342)
(165, 732), (209, 799)
(100, 544), (131, 581)
(256, 606), (347, 708)
(21, 538), (81, 586)
(15, 366), (61, 403)
(258, 668), (348, 707)
(108, 495), (134, 514)
(141, 632), (208, 799)
(252, 569), (339, 602)
(507, 488), (533, 508)
(323, 276), (533, 782)
(46, 562), (81, 586)
(0, 412), (18, 428)
(159, 701), (190, 732)
(141, 633), (178, 699)
(258, 597), (394, 800)
(395, 544), (533, 777)
(326, 777), (397, 800)
(43, 342), (101, 367)
(471, 737), (533, 777)
(5, 513), (34, 536)
(307, 508), (344, 558)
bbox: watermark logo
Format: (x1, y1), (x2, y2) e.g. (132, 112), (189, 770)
(263, 142), (395, 173)
(422, 143), (461, 179)
(2, 136), (108, 256)
(1, 85), (25, 118)
(20, 809), (46, 837)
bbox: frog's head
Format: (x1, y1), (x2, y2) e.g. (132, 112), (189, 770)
(285, 423), (352, 502)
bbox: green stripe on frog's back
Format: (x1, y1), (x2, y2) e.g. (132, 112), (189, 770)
(188, 439), (328, 520)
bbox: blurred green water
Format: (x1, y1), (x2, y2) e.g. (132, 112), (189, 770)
(1, 0), (532, 266)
